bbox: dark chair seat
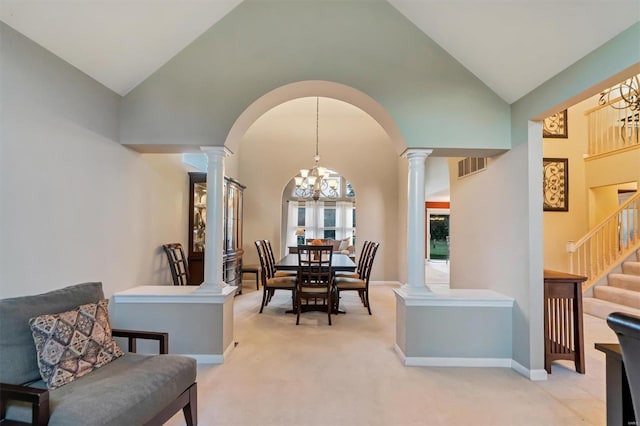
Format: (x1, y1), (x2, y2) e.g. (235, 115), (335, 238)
(241, 264), (260, 290)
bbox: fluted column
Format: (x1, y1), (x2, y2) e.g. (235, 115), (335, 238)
(197, 146), (231, 293)
(403, 149), (433, 295)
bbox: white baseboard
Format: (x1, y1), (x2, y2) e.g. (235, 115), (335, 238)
(395, 344), (548, 381)
(180, 340), (237, 365)
(511, 359), (548, 381)
(395, 344), (511, 367)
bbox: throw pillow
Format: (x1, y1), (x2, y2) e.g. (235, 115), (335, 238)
(338, 237), (350, 251)
(29, 299), (124, 389)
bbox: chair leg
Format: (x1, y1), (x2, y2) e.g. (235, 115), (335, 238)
(327, 291), (332, 326)
(296, 294), (301, 325)
(255, 272), (259, 290)
(365, 289), (372, 315)
(259, 287), (268, 313)
(182, 383), (198, 426)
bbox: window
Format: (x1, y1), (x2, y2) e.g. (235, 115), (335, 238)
(286, 200), (355, 246)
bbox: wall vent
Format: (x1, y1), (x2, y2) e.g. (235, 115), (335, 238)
(457, 157), (487, 179)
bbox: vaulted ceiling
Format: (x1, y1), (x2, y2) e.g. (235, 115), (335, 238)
(2, 0), (638, 103)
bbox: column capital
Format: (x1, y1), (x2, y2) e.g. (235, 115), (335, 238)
(401, 148), (433, 160)
(201, 146), (233, 158)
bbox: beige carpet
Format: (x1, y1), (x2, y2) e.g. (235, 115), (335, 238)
(166, 281), (617, 426)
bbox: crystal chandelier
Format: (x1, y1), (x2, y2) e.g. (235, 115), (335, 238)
(598, 75), (639, 111)
(294, 97), (339, 201)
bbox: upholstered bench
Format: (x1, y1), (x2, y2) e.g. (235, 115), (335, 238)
(0, 282), (198, 426)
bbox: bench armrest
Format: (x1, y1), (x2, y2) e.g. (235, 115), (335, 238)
(0, 382), (49, 426)
(112, 329), (169, 354)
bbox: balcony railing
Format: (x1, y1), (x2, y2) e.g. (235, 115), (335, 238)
(567, 192), (639, 288)
(585, 95), (639, 157)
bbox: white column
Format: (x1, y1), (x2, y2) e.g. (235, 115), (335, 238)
(197, 146), (232, 293)
(402, 149), (433, 295)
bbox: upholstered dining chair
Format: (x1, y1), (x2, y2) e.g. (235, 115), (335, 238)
(263, 239), (297, 278)
(335, 240), (372, 279)
(162, 243), (190, 286)
(607, 312), (640, 417)
(334, 242), (379, 315)
(255, 240), (297, 313)
(296, 245), (334, 325)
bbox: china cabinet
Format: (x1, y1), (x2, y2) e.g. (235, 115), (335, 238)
(187, 172), (245, 293)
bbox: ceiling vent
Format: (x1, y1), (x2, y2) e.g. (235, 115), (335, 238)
(457, 157), (487, 179)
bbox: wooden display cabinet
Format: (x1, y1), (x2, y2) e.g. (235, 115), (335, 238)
(187, 172), (245, 293)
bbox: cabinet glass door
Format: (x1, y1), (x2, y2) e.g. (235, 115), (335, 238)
(193, 182), (207, 253)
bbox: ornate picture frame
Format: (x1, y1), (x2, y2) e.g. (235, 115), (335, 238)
(543, 110), (568, 138)
(543, 158), (568, 212)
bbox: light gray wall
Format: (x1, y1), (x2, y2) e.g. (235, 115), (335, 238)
(0, 23), (193, 298)
(450, 23), (640, 372)
(120, 0), (510, 153)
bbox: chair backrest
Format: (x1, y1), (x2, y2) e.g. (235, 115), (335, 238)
(357, 240), (372, 274)
(607, 312), (640, 416)
(254, 240), (270, 283)
(162, 243), (190, 286)
(360, 242), (380, 282)
(263, 239), (277, 266)
(297, 245), (333, 290)
(261, 239), (279, 278)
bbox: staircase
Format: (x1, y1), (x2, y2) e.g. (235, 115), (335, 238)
(584, 249), (640, 319)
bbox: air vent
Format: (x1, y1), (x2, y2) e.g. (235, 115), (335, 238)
(457, 157), (487, 178)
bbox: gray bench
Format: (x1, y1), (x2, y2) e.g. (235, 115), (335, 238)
(0, 282), (198, 425)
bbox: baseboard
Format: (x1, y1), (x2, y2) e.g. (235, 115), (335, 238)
(181, 341), (237, 365)
(511, 359), (548, 381)
(182, 354), (223, 364)
(394, 344), (548, 381)
(394, 344), (511, 368)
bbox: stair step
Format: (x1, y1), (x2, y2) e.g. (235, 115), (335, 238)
(622, 261), (640, 276)
(584, 297), (640, 320)
(594, 285), (640, 310)
(608, 273), (640, 291)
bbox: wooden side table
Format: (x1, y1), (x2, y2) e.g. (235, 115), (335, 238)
(543, 269), (587, 374)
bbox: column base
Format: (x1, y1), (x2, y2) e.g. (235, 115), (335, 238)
(195, 282), (236, 295)
(398, 283), (434, 297)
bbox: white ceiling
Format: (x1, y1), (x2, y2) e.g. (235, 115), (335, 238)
(0, 0), (639, 103)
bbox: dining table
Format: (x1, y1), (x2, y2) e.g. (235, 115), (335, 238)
(275, 253), (356, 272)
(275, 253), (356, 315)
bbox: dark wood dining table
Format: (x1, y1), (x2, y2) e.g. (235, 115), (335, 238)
(275, 253), (356, 272)
(275, 253), (356, 314)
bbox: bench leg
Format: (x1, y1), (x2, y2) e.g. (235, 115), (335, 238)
(183, 383), (198, 426)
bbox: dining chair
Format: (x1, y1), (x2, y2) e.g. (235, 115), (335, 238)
(162, 243), (190, 286)
(335, 240), (372, 279)
(255, 240), (297, 313)
(334, 242), (379, 315)
(296, 245), (334, 325)
(263, 239), (297, 278)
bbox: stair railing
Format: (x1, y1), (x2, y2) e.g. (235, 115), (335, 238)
(567, 192), (640, 287)
(584, 94), (639, 157)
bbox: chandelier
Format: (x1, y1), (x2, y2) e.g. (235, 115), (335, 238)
(598, 75), (639, 111)
(294, 97), (339, 201)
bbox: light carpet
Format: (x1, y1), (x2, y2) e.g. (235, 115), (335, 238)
(166, 281), (617, 426)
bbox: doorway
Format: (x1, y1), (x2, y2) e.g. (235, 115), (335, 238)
(426, 208), (450, 261)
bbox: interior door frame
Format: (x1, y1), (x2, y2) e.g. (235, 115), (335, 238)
(425, 201), (450, 261)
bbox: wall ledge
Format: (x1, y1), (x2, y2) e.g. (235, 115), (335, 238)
(394, 286), (514, 307)
(112, 285), (237, 304)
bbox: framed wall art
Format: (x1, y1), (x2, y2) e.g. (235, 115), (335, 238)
(543, 110), (568, 138)
(543, 158), (568, 212)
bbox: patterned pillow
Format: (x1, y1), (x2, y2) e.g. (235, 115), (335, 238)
(29, 299), (124, 389)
